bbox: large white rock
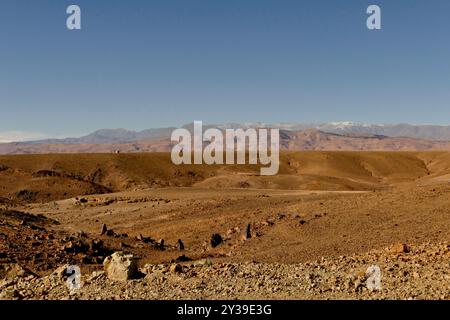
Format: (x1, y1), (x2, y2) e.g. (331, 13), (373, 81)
(103, 252), (138, 281)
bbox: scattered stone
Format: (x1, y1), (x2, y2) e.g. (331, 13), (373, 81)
(261, 220), (274, 227)
(169, 264), (183, 274)
(86, 270), (105, 283)
(4, 242), (450, 300)
(0, 264), (35, 283)
(120, 242), (130, 249)
(136, 234), (154, 244)
(62, 239), (89, 254)
(240, 224), (252, 241)
(172, 255), (191, 263)
(49, 264), (71, 285)
(103, 252), (139, 281)
(176, 239), (184, 250)
(193, 258), (213, 266)
(77, 230), (88, 238)
(277, 213), (286, 220)
(100, 224), (108, 235)
(156, 239), (165, 250)
(389, 243), (410, 254)
(0, 288), (23, 300)
(91, 239), (105, 254)
(210, 233), (223, 248)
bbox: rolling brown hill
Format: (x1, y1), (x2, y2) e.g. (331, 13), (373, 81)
(1, 151), (449, 204)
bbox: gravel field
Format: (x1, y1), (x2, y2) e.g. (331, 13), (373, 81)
(2, 242), (450, 300)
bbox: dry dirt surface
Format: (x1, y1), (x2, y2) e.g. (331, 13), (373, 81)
(1, 151), (450, 300)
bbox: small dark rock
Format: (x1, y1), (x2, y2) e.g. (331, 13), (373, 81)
(170, 264), (183, 274)
(210, 233), (223, 248)
(240, 224), (252, 241)
(91, 239), (105, 254)
(172, 254), (191, 263)
(100, 224), (108, 235)
(176, 239), (185, 250)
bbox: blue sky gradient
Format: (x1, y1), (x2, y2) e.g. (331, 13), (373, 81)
(1, 0), (450, 139)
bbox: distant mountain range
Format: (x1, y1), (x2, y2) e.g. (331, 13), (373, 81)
(235, 122), (450, 141)
(14, 122), (450, 146)
(1, 122), (450, 154)
(312, 122), (450, 140)
(24, 127), (177, 145)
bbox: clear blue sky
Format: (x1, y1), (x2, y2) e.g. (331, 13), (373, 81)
(1, 0), (450, 140)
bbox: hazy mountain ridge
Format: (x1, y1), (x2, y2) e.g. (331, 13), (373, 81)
(1, 122), (450, 154)
(16, 122), (450, 146)
(317, 123), (450, 140)
(1, 128), (450, 154)
(225, 122), (450, 140)
(24, 127), (177, 145)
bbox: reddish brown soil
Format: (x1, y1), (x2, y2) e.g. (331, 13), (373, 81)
(1, 152), (450, 276)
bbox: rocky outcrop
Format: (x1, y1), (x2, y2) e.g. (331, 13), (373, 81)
(103, 252), (139, 282)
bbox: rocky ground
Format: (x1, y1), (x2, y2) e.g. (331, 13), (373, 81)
(2, 242), (450, 300)
(2, 151), (450, 300)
